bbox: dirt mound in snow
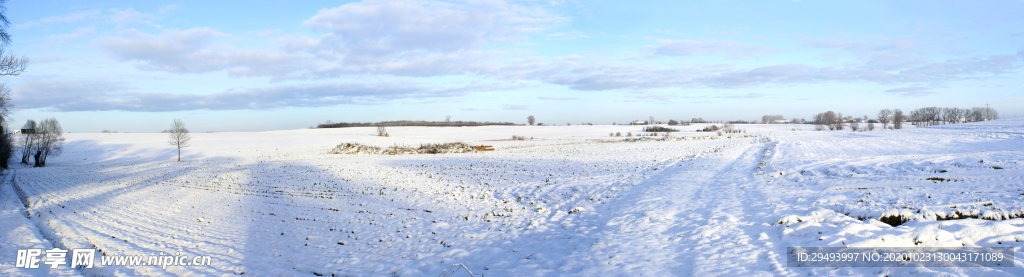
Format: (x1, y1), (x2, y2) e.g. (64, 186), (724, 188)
(623, 134), (758, 142)
(329, 142), (485, 155)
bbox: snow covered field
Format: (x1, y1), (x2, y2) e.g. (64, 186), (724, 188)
(2, 120), (1023, 276)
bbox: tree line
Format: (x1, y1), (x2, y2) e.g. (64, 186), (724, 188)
(318, 120), (516, 128)
(909, 107), (998, 127)
(812, 106), (998, 131)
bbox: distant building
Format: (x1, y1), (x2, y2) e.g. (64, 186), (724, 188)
(631, 120), (647, 125)
(775, 119), (790, 124)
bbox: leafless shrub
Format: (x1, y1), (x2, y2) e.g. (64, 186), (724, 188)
(867, 122), (875, 131)
(376, 123), (389, 137)
(849, 120), (859, 131)
(721, 123), (743, 134)
(626, 132), (631, 137)
(700, 125), (721, 132)
(615, 132), (621, 137)
(512, 135), (526, 140)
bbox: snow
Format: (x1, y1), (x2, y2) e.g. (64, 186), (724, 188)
(2, 120), (1023, 276)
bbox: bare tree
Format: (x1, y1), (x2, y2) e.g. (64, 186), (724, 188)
(893, 109), (904, 130)
(0, 84), (9, 168)
(527, 115), (535, 126)
(0, 86), (10, 168)
(761, 115), (784, 124)
(814, 111), (843, 131)
(0, 122), (9, 168)
(19, 119), (35, 164)
(649, 116), (655, 125)
(0, 0), (27, 168)
(168, 119), (191, 162)
(445, 115), (451, 126)
(33, 118), (63, 167)
(878, 109), (892, 130)
(0, 4), (26, 77)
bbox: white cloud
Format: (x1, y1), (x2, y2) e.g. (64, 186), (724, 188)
(647, 38), (776, 57)
(546, 31), (588, 40)
(883, 87), (936, 97)
(101, 0), (567, 80)
(303, 0), (566, 54)
(251, 29), (281, 36)
(43, 26), (97, 42)
(537, 96), (579, 100)
(159, 4), (179, 14)
(502, 104), (528, 110)
(12, 79), (507, 112)
(100, 28), (311, 78)
(92, 1), (1024, 96)
(107, 8), (160, 25)
(15, 10), (102, 28)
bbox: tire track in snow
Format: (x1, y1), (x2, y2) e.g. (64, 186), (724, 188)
(566, 141), (790, 276)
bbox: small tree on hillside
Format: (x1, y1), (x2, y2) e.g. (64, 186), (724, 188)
(527, 115), (535, 126)
(168, 119), (191, 162)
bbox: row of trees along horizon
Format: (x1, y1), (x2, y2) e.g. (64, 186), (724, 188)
(812, 107), (999, 131)
(316, 106), (999, 131)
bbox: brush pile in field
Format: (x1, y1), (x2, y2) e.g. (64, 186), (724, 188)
(329, 142), (483, 155)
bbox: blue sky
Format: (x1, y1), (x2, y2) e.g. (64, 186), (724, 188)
(4, 0), (1023, 132)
